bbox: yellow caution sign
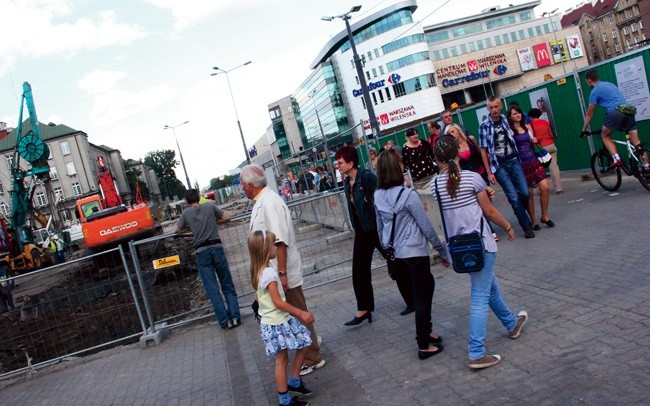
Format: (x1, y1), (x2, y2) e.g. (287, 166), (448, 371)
(153, 255), (181, 269)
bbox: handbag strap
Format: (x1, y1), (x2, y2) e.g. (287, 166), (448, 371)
(389, 188), (406, 249)
(434, 176), (483, 242)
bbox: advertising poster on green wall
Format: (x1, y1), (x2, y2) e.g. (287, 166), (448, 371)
(614, 56), (650, 121)
(529, 88), (557, 138)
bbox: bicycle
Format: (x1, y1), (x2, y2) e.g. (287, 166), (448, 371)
(580, 130), (650, 192)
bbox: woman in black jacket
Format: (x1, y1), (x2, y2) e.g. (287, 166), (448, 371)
(335, 146), (385, 326)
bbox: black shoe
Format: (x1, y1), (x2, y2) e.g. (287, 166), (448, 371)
(429, 334), (443, 344)
(231, 318), (241, 328)
(288, 381), (312, 396)
(532, 224), (541, 231)
(524, 227), (535, 239)
(400, 306), (415, 316)
(418, 344), (444, 360)
(541, 218), (555, 228)
(344, 311), (372, 326)
(221, 320), (233, 330)
(282, 396), (309, 406)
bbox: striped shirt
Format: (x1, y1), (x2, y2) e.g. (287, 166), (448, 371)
(431, 171), (497, 253)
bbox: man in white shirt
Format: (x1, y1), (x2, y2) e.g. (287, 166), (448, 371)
(241, 164), (326, 376)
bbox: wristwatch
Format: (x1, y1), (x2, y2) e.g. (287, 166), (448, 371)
(278, 271), (287, 277)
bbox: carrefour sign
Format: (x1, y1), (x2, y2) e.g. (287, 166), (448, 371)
(352, 73), (401, 97)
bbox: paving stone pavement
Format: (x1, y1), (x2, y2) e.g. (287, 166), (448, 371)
(0, 171), (649, 405)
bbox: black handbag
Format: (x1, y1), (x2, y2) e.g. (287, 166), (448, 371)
(434, 178), (485, 273)
(383, 188), (406, 279)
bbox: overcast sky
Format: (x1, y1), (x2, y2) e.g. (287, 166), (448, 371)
(0, 0), (578, 189)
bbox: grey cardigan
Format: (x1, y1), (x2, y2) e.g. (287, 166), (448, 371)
(374, 186), (448, 261)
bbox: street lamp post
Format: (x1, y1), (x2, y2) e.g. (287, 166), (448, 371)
(211, 61), (252, 165)
(163, 121), (192, 190)
(542, 9), (567, 75)
(322, 5), (381, 141)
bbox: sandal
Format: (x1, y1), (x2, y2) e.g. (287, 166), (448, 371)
(541, 218), (555, 228)
(418, 344), (444, 360)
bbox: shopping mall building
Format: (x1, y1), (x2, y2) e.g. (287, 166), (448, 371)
(251, 0), (590, 172)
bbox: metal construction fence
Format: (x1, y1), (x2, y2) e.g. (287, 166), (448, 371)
(0, 190), (383, 377)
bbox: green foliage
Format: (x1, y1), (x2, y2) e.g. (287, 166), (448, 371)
(123, 161), (151, 202)
(144, 150), (186, 199)
(208, 174), (236, 190)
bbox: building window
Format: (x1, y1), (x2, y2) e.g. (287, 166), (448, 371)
(36, 191), (47, 207)
(468, 42), (476, 52)
(450, 46), (458, 56)
(355, 76), (360, 85)
(433, 49), (441, 60)
(393, 82), (406, 98)
(519, 29), (525, 40)
(543, 24), (550, 33)
(632, 22), (638, 32)
(49, 166), (58, 180)
(426, 31), (449, 44)
(366, 71), (371, 80)
(268, 106), (281, 120)
(0, 202), (8, 215)
(628, 9), (633, 18)
(382, 34), (426, 54)
(442, 48), (449, 58)
(640, 20), (644, 29)
(378, 65), (385, 75)
(520, 11), (532, 21)
(371, 92), (378, 105)
(536, 26), (542, 35)
(606, 47), (611, 56)
(603, 33), (608, 41)
(510, 32), (517, 42)
(385, 88), (391, 101)
(477, 39), (484, 50)
(502, 34), (510, 44)
(460, 43), (467, 53)
(72, 182), (82, 196)
(451, 22), (483, 38)
(386, 51), (430, 71)
(486, 15), (515, 29)
(374, 49), (380, 58)
(367, 51), (373, 61)
(5, 155), (13, 169)
(528, 27), (534, 37)
(495, 36), (502, 45)
(378, 90), (385, 103)
(612, 30), (618, 38)
(66, 161), (76, 176)
(372, 68), (377, 78)
(635, 36), (640, 44)
(623, 26), (629, 35)
(485, 38), (492, 48)
(609, 15), (614, 24)
(599, 20), (605, 29)
(0, 181), (3, 195)
(615, 42), (621, 52)
(54, 187), (64, 202)
(361, 96), (366, 110)
(60, 141), (71, 155)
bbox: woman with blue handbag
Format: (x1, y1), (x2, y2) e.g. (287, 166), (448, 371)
(432, 136), (528, 370)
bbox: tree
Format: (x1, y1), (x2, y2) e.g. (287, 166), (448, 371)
(209, 175), (236, 191)
(144, 150), (186, 200)
(123, 161), (151, 202)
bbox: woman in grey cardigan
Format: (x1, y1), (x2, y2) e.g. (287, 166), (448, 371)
(374, 151), (450, 360)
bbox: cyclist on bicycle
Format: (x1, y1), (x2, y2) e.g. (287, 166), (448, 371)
(582, 69), (650, 171)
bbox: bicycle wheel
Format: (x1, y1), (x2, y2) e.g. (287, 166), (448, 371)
(634, 163), (650, 192)
(591, 150), (621, 191)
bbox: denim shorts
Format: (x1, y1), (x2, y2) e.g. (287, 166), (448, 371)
(604, 109), (636, 132)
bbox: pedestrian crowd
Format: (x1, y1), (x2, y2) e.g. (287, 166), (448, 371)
(175, 71), (646, 405)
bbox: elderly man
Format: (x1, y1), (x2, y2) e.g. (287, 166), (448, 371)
(175, 189), (241, 329)
(241, 164), (326, 376)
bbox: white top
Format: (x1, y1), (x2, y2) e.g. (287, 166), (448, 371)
(249, 187), (303, 289)
(432, 171), (497, 253)
(257, 266), (291, 326)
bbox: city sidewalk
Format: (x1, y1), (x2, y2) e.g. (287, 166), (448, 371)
(0, 171), (648, 405)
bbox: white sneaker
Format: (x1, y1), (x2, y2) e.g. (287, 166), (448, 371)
(299, 359), (326, 376)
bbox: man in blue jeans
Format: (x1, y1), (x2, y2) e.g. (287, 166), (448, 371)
(479, 96), (535, 239)
(176, 189), (241, 329)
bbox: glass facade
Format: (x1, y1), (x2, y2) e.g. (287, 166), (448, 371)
(486, 15), (516, 29)
(382, 34), (426, 54)
(341, 10), (414, 52)
(387, 51), (430, 71)
(293, 62), (351, 152)
(452, 23), (483, 38)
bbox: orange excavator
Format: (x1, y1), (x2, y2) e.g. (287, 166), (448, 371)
(76, 156), (159, 252)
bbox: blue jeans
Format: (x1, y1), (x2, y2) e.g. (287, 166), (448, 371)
(494, 158), (532, 230)
(468, 252), (517, 360)
(195, 246), (240, 326)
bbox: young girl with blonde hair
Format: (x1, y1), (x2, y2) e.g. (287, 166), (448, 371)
(248, 229), (314, 406)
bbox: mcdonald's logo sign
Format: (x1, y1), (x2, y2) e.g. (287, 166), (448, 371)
(533, 43), (552, 67)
